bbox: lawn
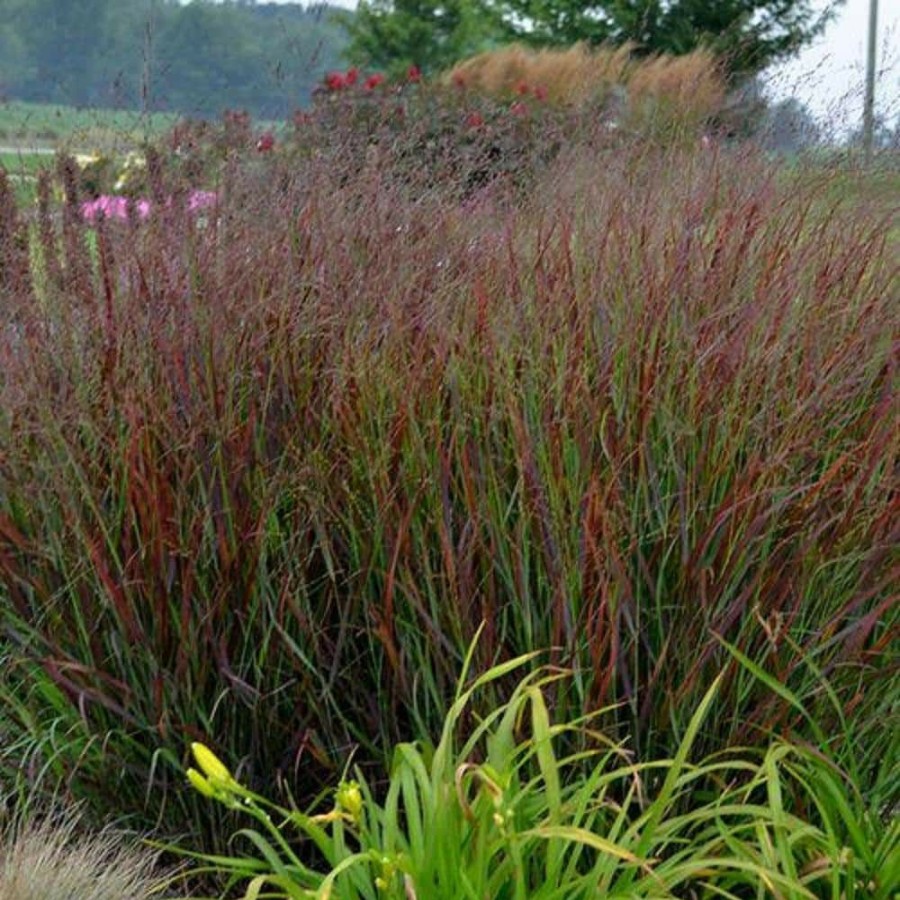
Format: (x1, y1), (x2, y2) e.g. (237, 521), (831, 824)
(0, 100), (178, 150)
(0, 148), (55, 206)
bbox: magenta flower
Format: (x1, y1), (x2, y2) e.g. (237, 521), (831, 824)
(364, 73), (386, 90)
(187, 190), (218, 213)
(81, 195), (143, 222)
(80, 191), (215, 224)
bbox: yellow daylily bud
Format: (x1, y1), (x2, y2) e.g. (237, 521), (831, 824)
(186, 767), (216, 798)
(335, 780), (363, 822)
(191, 742), (237, 787)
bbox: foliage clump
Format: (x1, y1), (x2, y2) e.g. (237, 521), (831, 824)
(0, 813), (180, 900)
(445, 43), (726, 133)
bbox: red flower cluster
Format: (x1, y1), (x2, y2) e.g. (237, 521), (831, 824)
(324, 68), (387, 92)
(256, 131), (275, 153)
(325, 71), (348, 91)
(407, 65), (422, 83)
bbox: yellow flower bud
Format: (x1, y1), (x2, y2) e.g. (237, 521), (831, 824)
(191, 742), (237, 788)
(186, 767), (216, 798)
(335, 780), (363, 822)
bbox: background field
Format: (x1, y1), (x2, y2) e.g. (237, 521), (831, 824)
(0, 101), (178, 206)
(0, 101), (178, 150)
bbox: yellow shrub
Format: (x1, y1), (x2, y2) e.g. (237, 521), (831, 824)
(444, 42), (634, 106)
(625, 49), (725, 133)
(443, 43), (725, 133)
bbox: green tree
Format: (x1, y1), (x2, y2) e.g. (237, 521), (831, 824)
(343, 0), (843, 80)
(8, 0), (119, 105)
(0, 0), (348, 118)
(0, 24), (31, 97)
(343, 0), (494, 77)
(483, 0), (845, 79)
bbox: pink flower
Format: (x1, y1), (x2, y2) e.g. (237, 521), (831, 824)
(364, 73), (385, 90)
(80, 191), (215, 224)
(80, 195), (151, 223)
(81, 195), (126, 222)
(465, 111), (484, 129)
(256, 131), (275, 152)
(533, 84), (548, 102)
(510, 100), (528, 117)
(407, 65), (422, 83)
(345, 67), (360, 86)
(514, 80), (530, 96)
(187, 190), (217, 213)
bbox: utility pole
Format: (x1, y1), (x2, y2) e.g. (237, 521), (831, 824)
(862, 0), (878, 161)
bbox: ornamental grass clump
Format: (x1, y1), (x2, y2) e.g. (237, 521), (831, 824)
(0, 100), (896, 856)
(444, 42), (726, 137)
(444, 42), (635, 106)
(0, 812), (182, 900)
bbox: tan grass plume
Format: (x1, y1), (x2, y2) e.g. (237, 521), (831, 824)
(444, 43), (725, 128)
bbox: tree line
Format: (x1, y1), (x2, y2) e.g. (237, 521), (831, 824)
(0, 0), (348, 118)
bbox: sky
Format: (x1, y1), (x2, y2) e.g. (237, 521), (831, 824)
(763, 0), (900, 132)
(254, 0), (899, 130)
